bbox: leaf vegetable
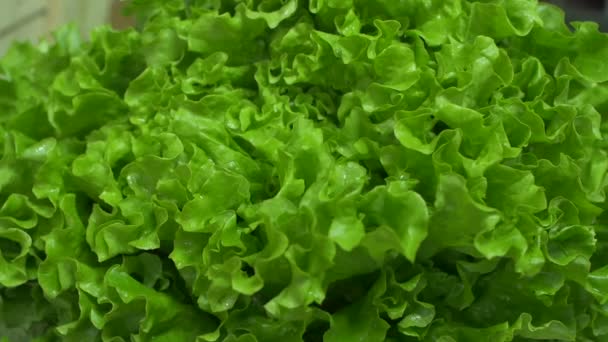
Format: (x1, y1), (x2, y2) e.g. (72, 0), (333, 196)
(2, 0), (608, 341)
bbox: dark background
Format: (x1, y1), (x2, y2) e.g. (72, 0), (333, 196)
(546, 0), (608, 30)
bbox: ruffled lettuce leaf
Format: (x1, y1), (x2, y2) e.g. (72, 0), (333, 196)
(1, 0), (608, 341)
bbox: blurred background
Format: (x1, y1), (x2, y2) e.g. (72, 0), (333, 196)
(0, 0), (134, 55)
(0, 0), (606, 56)
(547, 0), (608, 30)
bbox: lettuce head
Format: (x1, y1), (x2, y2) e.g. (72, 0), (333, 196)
(1, 0), (608, 341)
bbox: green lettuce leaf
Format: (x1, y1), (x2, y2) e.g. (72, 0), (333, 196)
(2, 0), (608, 341)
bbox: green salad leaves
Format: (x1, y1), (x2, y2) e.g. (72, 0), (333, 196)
(2, 0), (608, 341)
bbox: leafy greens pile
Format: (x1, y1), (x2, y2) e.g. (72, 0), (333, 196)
(2, 0), (608, 341)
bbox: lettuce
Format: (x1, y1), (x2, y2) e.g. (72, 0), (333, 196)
(1, 0), (608, 341)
